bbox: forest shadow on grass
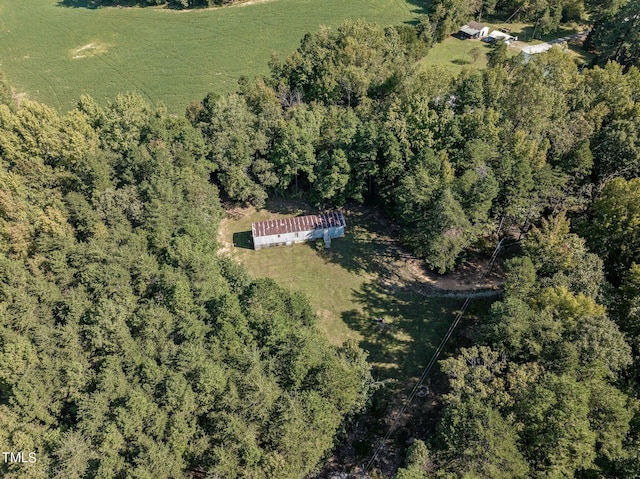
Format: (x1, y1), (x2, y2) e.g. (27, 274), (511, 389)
(58, 0), (167, 7)
(232, 231), (253, 249)
(58, 0), (101, 7)
(256, 198), (312, 218)
(403, 0), (431, 15)
(319, 206), (411, 279)
(342, 279), (464, 383)
(518, 24), (583, 42)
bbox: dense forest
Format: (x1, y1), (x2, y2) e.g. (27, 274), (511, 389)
(0, 89), (371, 478)
(396, 212), (640, 478)
(2, 0), (640, 477)
(183, 13), (640, 475)
(185, 17), (640, 274)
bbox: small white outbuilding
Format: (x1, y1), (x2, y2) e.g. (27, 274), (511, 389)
(486, 30), (518, 43)
(252, 212), (346, 250)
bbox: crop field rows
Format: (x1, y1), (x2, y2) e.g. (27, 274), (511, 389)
(0, 0), (424, 112)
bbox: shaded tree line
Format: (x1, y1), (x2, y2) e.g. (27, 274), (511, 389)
(187, 19), (640, 273)
(77, 0), (247, 9)
(585, 0), (640, 71)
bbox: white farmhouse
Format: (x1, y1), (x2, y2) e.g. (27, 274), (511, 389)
(458, 21), (490, 39)
(252, 212), (346, 250)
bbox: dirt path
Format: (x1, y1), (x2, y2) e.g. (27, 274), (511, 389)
(511, 30), (589, 54)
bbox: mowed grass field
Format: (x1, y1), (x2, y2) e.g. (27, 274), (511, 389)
(0, 0), (423, 113)
(419, 19), (588, 74)
(420, 36), (492, 72)
(219, 201), (462, 380)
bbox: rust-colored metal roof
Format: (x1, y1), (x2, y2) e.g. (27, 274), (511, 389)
(252, 212), (346, 238)
(467, 21), (486, 30)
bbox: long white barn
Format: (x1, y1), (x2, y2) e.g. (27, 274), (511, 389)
(252, 212), (346, 250)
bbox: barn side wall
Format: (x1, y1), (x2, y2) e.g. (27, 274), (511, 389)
(253, 225), (345, 250)
(252, 213), (345, 250)
(253, 230), (315, 250)
(330, 225), (345, 238)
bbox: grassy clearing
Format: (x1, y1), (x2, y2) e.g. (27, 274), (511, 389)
(419, 19), (590, 74)
(419, 20), (524, 74)
(0, 0), (423, 112)
(219, 200), (463, 380)
(420, 36), (491, 73)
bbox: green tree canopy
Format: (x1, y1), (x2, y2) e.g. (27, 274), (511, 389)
(0, 93), (371, 479)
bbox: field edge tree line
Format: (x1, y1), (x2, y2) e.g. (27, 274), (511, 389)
(62, 0), (250, 9)
(1, 1), (640, 477)
(184, 8), (639, 273)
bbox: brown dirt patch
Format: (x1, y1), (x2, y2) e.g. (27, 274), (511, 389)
(11, 91), (27, 108)
(71, 42), (109, 60)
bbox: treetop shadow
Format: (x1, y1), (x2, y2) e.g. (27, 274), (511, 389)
(58, 0), (102, 8)
(342, 278), (464, 380)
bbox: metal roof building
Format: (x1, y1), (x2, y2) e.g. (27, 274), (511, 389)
(251, 212), (346, 250)
(459, 22), (489, 39)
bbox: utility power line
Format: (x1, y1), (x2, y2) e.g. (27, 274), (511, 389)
(363, 238), (505, 475)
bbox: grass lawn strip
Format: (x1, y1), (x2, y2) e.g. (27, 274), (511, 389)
(218, 200), (498, 381)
